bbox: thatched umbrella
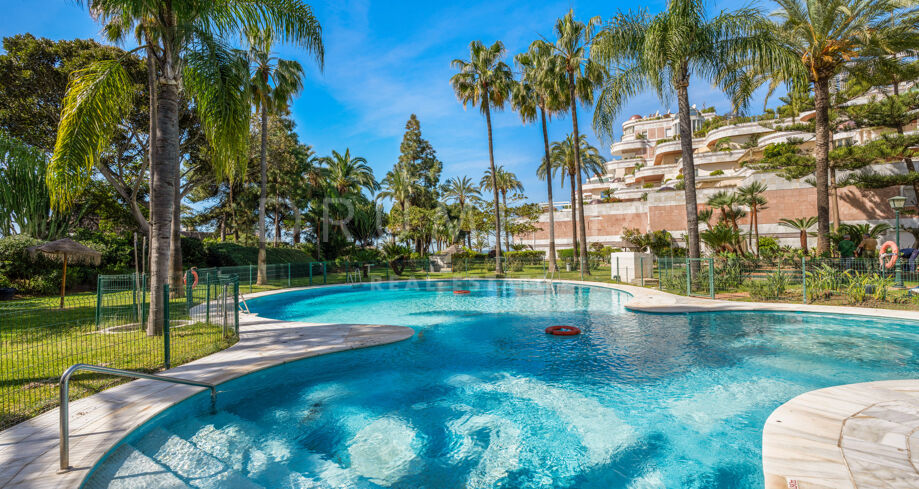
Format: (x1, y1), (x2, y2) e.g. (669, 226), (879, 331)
(27, 238), (102, 308)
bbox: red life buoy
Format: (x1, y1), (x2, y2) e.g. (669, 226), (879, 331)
(453, 290), (470, 294)
(183, 269), (199, 288)
(879, 241), (899, 269)
(545, 325), (581, 336)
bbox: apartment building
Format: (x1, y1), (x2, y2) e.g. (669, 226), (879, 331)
(524, 102), (918, 251)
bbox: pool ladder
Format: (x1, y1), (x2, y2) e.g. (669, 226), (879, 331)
(58, 364), (216, 472)
(544, 267), (559, 282)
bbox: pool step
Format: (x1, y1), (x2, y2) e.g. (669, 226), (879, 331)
(83, 444), (190, 489)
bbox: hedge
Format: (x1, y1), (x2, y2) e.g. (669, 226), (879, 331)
(505, 250), (546, 260)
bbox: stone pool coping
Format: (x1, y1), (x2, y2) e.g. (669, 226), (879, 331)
(3, 278), (919, 488)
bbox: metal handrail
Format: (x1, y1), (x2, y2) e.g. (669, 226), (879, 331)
(59, 363), (216, 472)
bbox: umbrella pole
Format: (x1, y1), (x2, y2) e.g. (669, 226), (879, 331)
(60, 254), (67, 309)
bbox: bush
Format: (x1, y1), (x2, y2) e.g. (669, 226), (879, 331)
(203, 242), (314, 266)
(505, 250), (545, 261)
(557, 248), (578, 260)
(0, 235), (51, 280)
(709, 169), (725, 176)
(454, 247), (486, 260)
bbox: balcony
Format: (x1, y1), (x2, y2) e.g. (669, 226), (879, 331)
(633, 164), (677, 183)
(687, 149), (748, 167)
(703, 122), (774, 148)
(610, 138), (652, 156)
(757, 131), (814, 146)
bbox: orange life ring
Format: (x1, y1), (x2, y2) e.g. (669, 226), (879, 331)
(183, 269), (199, 288)
(879, 241), (899, 269)
(453, 290), (470, 294)
(545, 325), (581, 336)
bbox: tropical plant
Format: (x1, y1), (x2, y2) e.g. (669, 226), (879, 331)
(700, 223), (742, 254)
(379, 166), (421, 238)
(442, 176), (481, 247)
(481, 166), (524, 252)
(697, 208), (714, 230)
(246, 31), (306, 285)
(534, 10), (605, 274)
(778, 216), (817, 253)
(48, 0), (323, 335)
(736, 182), (768, 255)
(513, 42), (568, 272)
(592, 0), (780, 263)
(451, 40), (514, 273)
(839, 222), (892, 241)
(323, 149), (378, 197)
(806, 262), (841, 302)
(549, 134), (606, 256)
(746, 269), (789, 300)
(764, 0), (917, 253)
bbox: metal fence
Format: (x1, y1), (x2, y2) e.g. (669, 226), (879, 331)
(0, 273), (239, 431)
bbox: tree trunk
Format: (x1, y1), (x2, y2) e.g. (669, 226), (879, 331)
(813, 77), (832, 254)
(220, 213), (226, 241)
(482, 90), (503, 274)
(830, 168), (840, 231)
(800, 230), (808, 252)
(540, 107), (558, 272)
(568, 71), (589, 274)
(569, 173), (578, 260)
(257, 106), (268, 284)
(501, 189), (510, 252)
(147, 76), (178, 336)
(293, 205), (301, 244)
(230, 183), (239, 241)
(676, 80), (701, 262)
(753, 208), (760, 257)
(169, 159), (183, 298)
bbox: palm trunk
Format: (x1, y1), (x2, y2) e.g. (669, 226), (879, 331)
(830, 168), (840, 231)
(169, 163), (183, 298)
(501, 189), (510, 252)
(753, 208), (760, 257)
(676, 78), (701, 262)
(147, 74), (178, 336)
(293, 205), (301, 244)
(540, 107), (557, 272)
(230, 184), (238, 241)
(568, 71), (589, 274)
(482, 90), (503, 274)
(813, 77), (832, 254)
(257, 106), (268, 284)
(570, 173), (578, 259)
(800, 230), (808, 252)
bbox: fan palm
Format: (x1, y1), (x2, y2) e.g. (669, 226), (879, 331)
(451, 40), (514, 273)
(550, 134), (606, 255)
(534, 10), (605, 273)
(779, 216), (818, 253)
(247, 32), (307, 285)
(591, 0), (780, 263)
(379, 166), (421, 238)
(442, 176), (481, 247)
(765, 0), (917, 253)
(481, 166), (524, 251)
(48, 0), (323, 335)
(736, 182), (768, 255)
(323, 149), (379, 197)
(513, 42), (568, 272)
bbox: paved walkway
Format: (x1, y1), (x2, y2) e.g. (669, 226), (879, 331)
(3, 279), (919, 488)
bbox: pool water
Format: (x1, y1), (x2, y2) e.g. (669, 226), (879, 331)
(85, 280), (919, 488)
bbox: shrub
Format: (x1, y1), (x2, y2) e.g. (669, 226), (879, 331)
(0, 235), (51, 280)
(505, 250), (545, 261)
(745, 270), (789, 300)
(454, 247), (486, 260)
(203, 242), (314, 266)
(709, 169), (725, 176)
(557, 248), (578, 260)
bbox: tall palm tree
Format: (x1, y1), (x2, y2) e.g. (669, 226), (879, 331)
(766, 0), (915, 253)
(247, 32), (307, 285)
(451, 40), (514, 274)
(47, 0), (323, 335)
(779, 216), (818, 253)
(592, 0), (779, 263)
(513, 42), (568, 272)
(536, 10), (605, 274)
(379, 166), (420, 239)
(323, 149), (379, 197)
(737, 182), (768, 255)
(481, 166), (523, 251)
(442, 176), (481, 247)
(550, 134), (606, 256)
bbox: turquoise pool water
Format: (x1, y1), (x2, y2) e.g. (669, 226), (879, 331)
(86, 280), (919, 488)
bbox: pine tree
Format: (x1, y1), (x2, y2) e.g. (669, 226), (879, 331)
(396, 114), (442, 208)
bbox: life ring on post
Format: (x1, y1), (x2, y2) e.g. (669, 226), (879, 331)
(183, 268), (199, 288)
(879, 241), (899, 269)
(545, 325), (581, 336)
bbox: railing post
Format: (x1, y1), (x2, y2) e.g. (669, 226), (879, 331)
(234, 280), (240, 336)
(248, 265), (253, 293)
(95, 276), (102, 328)
(288, 263), (291, 287)
(323, 262), (327, 284)
(309, 262), (313, 286)
(164, 284), (171, 369)
(685, 258), (691, 296)
(640, 256), (645, 286)
(802, 256), (807, 304)
(616, 257), (620, 283)
(185, 270), (193, 315)
(708, 258), (715, 299)
(205, 276), (210, 325)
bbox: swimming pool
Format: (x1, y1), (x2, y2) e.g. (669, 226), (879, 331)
(85, 280), (919, 488)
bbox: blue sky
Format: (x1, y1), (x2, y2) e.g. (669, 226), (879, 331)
(0, 0), (780, 204)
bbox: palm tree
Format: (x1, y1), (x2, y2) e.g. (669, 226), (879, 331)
(47, 1), (323, 335)
(481, 166), (523, 251)
(442, 176), (481, 247)
(323, 149), (378, 197)
(247, 32), (306, 285)
(592, 0), (779, 264)
(550, 134), (606, 256)
(697, 207), (714, 230)
(737, 182), (768, 255)
(379, 167), (420, 239)
(513, 42), (568, 272)
(451, 40), (514, 274)
(779, 216), (818, 253)
(535, 10), (605, 274)
(767, 0), (915, 253)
